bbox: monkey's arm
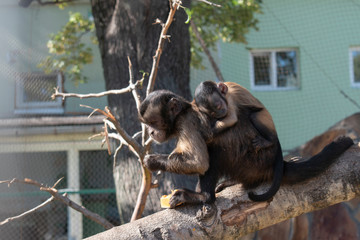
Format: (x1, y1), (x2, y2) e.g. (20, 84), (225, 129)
(212, 96), (238, 134)
(144, 131), (209, 175)
(213, 109), (238, 134)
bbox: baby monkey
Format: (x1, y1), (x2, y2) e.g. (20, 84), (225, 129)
(194, 81), (273, 151)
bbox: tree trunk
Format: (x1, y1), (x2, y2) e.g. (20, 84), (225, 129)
(90, 0), (196, 224)
(84, 144), (360, 240)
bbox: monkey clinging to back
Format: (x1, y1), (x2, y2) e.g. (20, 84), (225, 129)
(195, 81), (274, 151)
(195, 80), (283, 201)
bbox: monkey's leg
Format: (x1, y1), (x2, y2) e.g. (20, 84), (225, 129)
(169, 163), (218, 208)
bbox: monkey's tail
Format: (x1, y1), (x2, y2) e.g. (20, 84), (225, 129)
(283, 136), (354, 184)
(248, 141), (284, 202)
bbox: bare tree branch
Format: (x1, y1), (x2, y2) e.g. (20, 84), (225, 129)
(127, 57), (143, 111)
(127, 56), (148, 152)
(0, 196), (55, 225)
(195, 0), (222, 7)
(146, 0), (181, 95)
(0, 178), (114, 230)
(51, 81), (143, 100)
(103, 114), (143, 158)
(191, 20), (225, 82)
(80, 105), (143, 158)
(43, 189), (114, 230)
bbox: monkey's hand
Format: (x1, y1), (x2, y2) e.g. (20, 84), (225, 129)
(143, 154), (168, 172)
(215, 180), (238, 193)
(211, 121), (227, 135)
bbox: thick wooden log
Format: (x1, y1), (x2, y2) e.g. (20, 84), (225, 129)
(85, 144), (360, 240)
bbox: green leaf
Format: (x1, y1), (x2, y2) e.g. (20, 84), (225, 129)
(184, 8), (193, 24)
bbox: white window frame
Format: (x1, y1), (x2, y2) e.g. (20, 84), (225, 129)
(249, 48), (299, 91)
(349, 47), (360, 88)
(14, 72), (64, 115)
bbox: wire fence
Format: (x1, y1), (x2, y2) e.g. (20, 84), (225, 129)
(0, 150), (118, 240)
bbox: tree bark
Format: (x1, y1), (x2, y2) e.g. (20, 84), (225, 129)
(85, 144), (360, 240)
(90, 0), (196, 223)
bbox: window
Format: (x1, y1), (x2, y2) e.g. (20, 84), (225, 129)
(350, 47), (360, 87)
(250, 49), (299, 90)
(15, 72), (64, 115)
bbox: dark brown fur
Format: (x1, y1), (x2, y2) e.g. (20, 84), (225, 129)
(195, 81), (282, 201)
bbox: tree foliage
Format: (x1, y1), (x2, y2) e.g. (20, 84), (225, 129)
(38, 12), (97, 85)
(190, 0), (262, 69)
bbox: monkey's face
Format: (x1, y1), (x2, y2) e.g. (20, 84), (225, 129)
(145, 117), (169, 144)
(139, 90), (189, 143)
(199, 93), (228, 119)
(139, 105), (171, 143)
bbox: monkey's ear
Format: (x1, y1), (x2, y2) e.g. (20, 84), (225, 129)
(168, 98), (182, 116)
(217, 82), (228, 95)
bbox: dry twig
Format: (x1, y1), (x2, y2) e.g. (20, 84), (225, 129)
(51, 80), (143, 100)
(195, 0), (222, 7)
(190, 20), (225, 82)
(0, 178), (114, 229)
(146, 0), (181, 95)
(0, 196), (55, 225)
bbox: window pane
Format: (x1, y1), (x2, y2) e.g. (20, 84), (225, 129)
(276, 51), (298, 87)
(21, 73), (58, 103)
(353, 51), (360, 83)
(253, 53), (271, 86)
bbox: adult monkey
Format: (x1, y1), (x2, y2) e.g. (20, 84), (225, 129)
(139, 89), (354, 208)
(194, 80), (282, 201)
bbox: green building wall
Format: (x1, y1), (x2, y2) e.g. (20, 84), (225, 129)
(191, 0), (360, 150)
